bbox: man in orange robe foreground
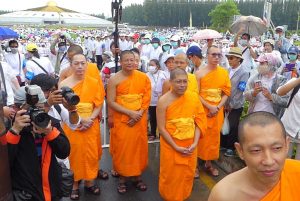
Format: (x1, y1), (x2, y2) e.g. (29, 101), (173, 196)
(196, 46), (231, 176)
(208, 111), (300, 201)
(107, 50), (151, 194)
(60, 54), (104, 199)
(157, 68), (206, 201)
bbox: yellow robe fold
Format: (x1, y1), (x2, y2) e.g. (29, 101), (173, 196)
(63, 75), (105, 181)
(260, 159), (300, 201)
(197, 66), (231, 160)
(159, 92), (206, 201)
(187, 73), (199, 95)
(110, 70), (151, 177)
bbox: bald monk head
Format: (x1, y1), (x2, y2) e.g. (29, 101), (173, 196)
(67, 45), (84, 61)
(174, 53), (189, 70)
(170, 68), (188, 96)
(208, 111), (290, 201)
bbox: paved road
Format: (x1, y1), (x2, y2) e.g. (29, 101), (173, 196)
(63, 142), (227, 201)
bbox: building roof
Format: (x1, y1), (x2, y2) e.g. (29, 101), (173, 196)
(0, 1), (113, 27)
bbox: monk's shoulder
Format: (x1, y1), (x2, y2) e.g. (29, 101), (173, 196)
(284, 159), (300, 175)
(209, 168), (245, 201)
(196, 67), (209, 79)
(217, 66), (229, 75)
(135, 70), (150, 81)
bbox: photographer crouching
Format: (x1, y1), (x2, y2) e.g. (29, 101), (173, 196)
(5, 85), (70, 201)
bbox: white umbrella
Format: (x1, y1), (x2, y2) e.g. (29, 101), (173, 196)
(192, 29), (222, 40)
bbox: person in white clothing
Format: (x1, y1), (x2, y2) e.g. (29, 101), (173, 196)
(4, 40), (26, 86)
(146, 59), (167, 141)
(95, 36), (105, 69)
(277, 77), (300, 160)
(140, 34), (153, 59)
(234, 28), (257, 74)
(159, 43), (172, 71)
(149, 37), (162, 60)
(25, 43), (55, 81)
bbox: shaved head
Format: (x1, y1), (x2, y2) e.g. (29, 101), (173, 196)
(174, 53), (189, 69)
(170, 67), (187, 81)
(238, 112), (286, 145)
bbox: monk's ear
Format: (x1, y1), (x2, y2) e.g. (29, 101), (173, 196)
(235, 142), (244, 160)
(285, 136), (290, 155)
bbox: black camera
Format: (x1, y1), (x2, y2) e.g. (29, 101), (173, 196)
(61, 87), (80, 106)
(25, 85), (50, 128)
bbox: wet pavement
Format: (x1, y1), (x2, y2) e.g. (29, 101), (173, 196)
(63, 142), (228, 201)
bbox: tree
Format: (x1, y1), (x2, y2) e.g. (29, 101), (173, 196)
(208, 0), (240, 32)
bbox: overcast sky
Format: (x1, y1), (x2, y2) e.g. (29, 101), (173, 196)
(1, 0), (144, 16)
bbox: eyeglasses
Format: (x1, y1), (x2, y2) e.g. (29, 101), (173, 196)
(209, 53), (222, 58)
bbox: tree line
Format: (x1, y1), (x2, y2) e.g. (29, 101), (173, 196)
(122, 0), (300, 29)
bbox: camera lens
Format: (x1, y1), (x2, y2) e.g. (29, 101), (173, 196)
(65, 93), (80, 105)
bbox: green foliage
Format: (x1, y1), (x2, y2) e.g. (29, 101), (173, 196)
(122, 0), (300, 29)
(208, 0), (240, 32)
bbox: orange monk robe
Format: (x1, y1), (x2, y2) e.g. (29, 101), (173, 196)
(63, 75), (105, 181)
(159, 92), (207, 201)
(187, 73), (199, 94)
(197, 66), (231, 160)
(260, 159), (300, 201)
(110, 70), (151, 176)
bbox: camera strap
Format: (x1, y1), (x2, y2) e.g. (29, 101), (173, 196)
(31, 60), (49, 75)
(287, 84), (300, 108)
(0, 62), (7, 95)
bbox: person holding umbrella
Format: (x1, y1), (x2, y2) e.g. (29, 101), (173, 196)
(234, 27), (257, 75)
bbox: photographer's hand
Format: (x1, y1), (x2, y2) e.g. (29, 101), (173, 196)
(32, 121), (53, 135)
(47, 90), (63, 106)
(12, 110), (31, 134)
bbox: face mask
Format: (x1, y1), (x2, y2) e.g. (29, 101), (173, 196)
(10, 48), (18, 54)
(144, 39), (150, 44)
(274, 34), (280, 41)
(148, 65), (157, 74)
(239, 39), (248, 47)
(289, 54), (297, 61)
(152, 43), (159, 49)
(257, 64), (270, 75)
(171, 41), (178, 48)
(189, 59), (195, 69)
(140, 39), (145, 44)
(162, 46), (171, 52)
(58, 46), (67, 52)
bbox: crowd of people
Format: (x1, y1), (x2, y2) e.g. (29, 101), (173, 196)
(0, 24), (300, 201)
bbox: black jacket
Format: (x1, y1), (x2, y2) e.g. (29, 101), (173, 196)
(7, 117), (70, 201)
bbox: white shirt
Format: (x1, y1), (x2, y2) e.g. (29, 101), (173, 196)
(95, 40), (104, 55)
(119, 40), (129, 51)
(26, 57), (54, 76)
(149, 47), (163, 60)
(229, 65), (241, 79)
(141, 44), (153, 59)
(146, 70), (167, 106)
(0, 62), (16, 105)
(48, 104), (80, 130)
(4, 53), (25, 81)
(278, 78), (300, 137)
(253, 75), (275, 114)
(238, 44), (254, 73)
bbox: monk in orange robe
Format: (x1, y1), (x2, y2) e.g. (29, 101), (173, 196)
(157, 68), (206, 201)
(162, 53), (198, 95)
(208, 112), (300, 201)
(60, 53), (104, 199)
(196, 46), (231, 176)
(107, 50), (151, 194)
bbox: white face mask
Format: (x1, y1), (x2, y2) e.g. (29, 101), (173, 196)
(274, 34), (279, 41)
(148, 65), (157, 74)
(258, 64), (270, 75)
(239, 39), (248, 47)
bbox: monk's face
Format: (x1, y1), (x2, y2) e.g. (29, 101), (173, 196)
(170, 74), (188, 95)
(235, 123), (289, 186)
(120, 53), (135, 71)
(207, 47), (222, 67)
(71, 54), (87, 76)
(174, 54), (189, 69)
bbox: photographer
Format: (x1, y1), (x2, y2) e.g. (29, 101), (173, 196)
(50, 33), (74, 74)
(5, 85), (70, 201)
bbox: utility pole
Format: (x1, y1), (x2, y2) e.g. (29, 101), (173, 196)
(297, 10), (299, 34)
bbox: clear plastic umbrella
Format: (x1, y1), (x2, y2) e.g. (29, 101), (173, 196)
(230, 15), (267, 36)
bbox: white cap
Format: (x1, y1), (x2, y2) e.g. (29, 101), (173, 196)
(275, 26), (285, 32)
(170, 35), (180, 41)
(163, 54), (175, 64)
